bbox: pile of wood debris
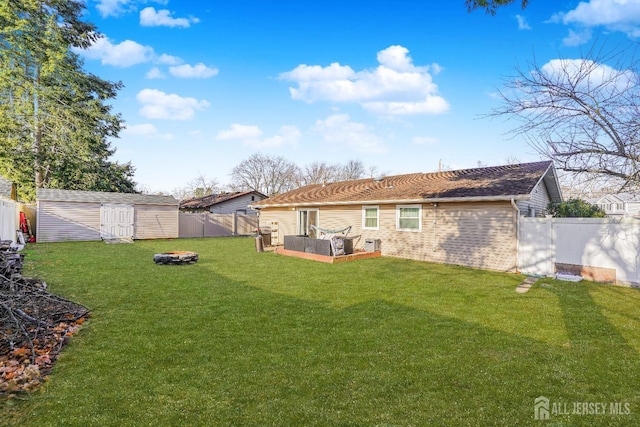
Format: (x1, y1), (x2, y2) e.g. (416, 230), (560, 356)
(0, 241), (89, 397)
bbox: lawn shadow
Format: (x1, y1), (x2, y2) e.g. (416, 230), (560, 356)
(541, 280), (640, 419)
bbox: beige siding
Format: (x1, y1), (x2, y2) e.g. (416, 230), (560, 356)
(37, 201), (102, 243)
(258, 209), (298, 245)
(259, 201), (517, 272)
(134, 205), (179, 239)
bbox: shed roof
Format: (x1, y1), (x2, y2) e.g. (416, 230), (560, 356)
(252, 161), (561, 208)
(180, 190), (267, 210)
(37, 188), (178, 206)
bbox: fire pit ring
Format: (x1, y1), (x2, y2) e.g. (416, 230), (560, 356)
(153, 251), (199, 265)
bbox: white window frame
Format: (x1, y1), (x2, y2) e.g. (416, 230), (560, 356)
(297, 208), (319, 237)
(396, 204), (422, 232)
(362, 205), (379, 230)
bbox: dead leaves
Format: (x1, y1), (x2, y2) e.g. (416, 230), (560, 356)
(0, 315), (88, 397)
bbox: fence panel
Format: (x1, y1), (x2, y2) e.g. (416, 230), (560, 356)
(519, 217), (640, 284)
(554, 218), (640, 284)
(205, 214), (234, 237)
(236, 214), (258, 235)
(179, 212), (258, 238)
(519, 218), (554, 277)
(0, 199), (18, 243)
(179, 212), (206, 238)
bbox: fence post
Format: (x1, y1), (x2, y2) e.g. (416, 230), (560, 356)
(548, 216), (555, 276)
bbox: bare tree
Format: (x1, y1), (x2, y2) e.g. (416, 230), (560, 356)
(230, 153), (300, 196)
(337, 159), (366, 181)
(298, 159), (367, 186)
(171, 174), (221, 200)
(491, 43), (640, 192)
(298, 161), (340, 186)
(186, 174), (221, 198)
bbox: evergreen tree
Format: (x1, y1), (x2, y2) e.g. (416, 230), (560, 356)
(0, 0), (135, 201)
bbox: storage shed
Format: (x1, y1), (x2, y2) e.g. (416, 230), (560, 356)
(36, 189), (179, 243)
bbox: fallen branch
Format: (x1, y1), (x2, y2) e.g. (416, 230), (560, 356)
(0, 247), (90, 396)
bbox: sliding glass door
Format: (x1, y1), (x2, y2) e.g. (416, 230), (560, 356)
(297, 209), (318, 238)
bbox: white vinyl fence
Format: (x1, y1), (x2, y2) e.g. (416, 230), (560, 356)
(519, 217), (640, 285)
(178, 212), (258, 238)
(0, 199), (18, 243)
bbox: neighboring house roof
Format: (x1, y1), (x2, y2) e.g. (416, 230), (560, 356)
(180, 191), (267, 210)
(0, 176), (15, 200)
(37, 188), (178, 206)
(252, 161), (561, 208)
(591, 192), (640, 205)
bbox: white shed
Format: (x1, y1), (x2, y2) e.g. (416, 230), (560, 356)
(36, 189), (179, 243)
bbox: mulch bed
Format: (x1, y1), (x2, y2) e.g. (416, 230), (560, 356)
(0, 241), (89, 397)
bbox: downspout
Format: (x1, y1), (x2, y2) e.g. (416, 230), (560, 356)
(432, 202), (438, 251)
(511, 198), (520, 273)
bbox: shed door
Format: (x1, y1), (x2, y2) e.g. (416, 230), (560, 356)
(100, 204), (134, 239)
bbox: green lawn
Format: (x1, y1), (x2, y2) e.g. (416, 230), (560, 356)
(4, 237), (640, 426)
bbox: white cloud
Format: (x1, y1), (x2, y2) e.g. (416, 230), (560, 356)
(145, 67), (165, 79)
(412, 136), (439, 145)
(540, 59), (635, 92)
(246, 125), (302, 149)
(552, 0), (640, 43)
(515, 15), (531, 30)
(140, 7), (199, 28)
(280, 45), (449, 116)
(122, 123), (173, 140)
(363, 98), (450, 116)
(562, 28), (593, 46)
(169, 63), (219, 78)
(156, 54), (183, 65)
(78, 38), (191, 73)
(312, 114), (387, 153)
(78, 37), (154, 67)
(96, 0), (132, 17)
(96, 0), (170, 18)
(215, 124), (301, 149)
(136, 89), (210, 120)
(215, 124), (263, 140)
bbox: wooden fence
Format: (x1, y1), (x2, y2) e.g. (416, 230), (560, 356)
(518, 217), (640, 285)
(178, 212), (258, 238)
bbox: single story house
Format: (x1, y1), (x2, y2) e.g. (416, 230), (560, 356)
(588, 193), (640, 218)
(36, 189), (179, 243)
(251, 161), (562, 272)
(179, 191), (267, 215)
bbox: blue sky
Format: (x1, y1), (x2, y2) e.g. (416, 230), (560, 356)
(76, 0), (640, 194)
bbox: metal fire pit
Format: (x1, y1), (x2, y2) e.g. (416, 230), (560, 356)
(153, 251), (199, 265)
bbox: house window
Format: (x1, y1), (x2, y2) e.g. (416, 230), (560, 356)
(362, 206), (379, 230)
(396, 205), (421, 231)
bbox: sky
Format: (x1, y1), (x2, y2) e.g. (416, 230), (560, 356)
(74, 0), (640, 194)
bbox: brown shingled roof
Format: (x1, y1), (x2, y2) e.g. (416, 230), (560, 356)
(252, 161), (556, 208)
(180, 191), (267, 210)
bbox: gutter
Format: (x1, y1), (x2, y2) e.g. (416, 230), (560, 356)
(252, 194), (532, 209)
(511, 198), (520, 272)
